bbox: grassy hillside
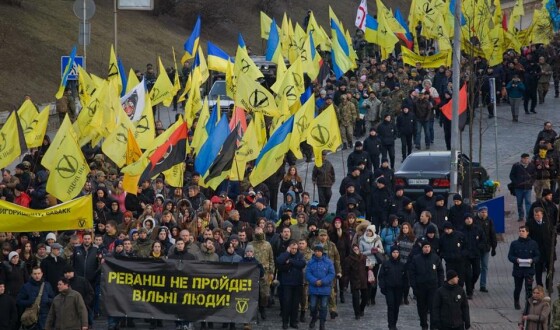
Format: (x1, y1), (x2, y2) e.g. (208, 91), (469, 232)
(0, 0), (407, 111)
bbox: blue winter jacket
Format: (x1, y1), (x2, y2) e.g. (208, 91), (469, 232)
(17, 279), (55, 329)
(276, 251), (307, 286)
(306, 254), (335, 296)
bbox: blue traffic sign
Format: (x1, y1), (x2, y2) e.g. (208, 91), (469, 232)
(60, 55), (84, 81)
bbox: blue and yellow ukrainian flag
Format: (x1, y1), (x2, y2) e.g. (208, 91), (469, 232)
(55, 46), (77, 99)
(207, 41), (232, 73)
(250, 115), (294, 186)
(182, 15), (201, 64)
(265, 18), (281, 63)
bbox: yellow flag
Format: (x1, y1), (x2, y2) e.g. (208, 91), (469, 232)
(290, 95), (315, 159)
(271, 55), (288, 94)
(280, 13), (293, 58)
(306, 11), (328, 49)
(150, 57), (174, 107)
(162, 162), (185, 187)
(234, 45), (264, 82)
(123, 128), (143, 195)
(260, 11), (273, 39)
(77, 66), (97, 107)
(102, 109), (135, 168)
(253, 111), (267, 148)
(101, 79), (120, 138)
(375, 0), (399, 55)
(108, 44), (122, 95)
(126, 68), (140, 93)
(273, 58), (305, 106)
(225, 60), (236, 99)
(23, 105), (49, 148)
(183, 70), (203, 127)
(17, 100), (39, 129)
(301, 33), (321, 80)
(0, 111), (26, 169)
(194, 47), (210, 85)
(42, 115), (89, 202)
(230, 119), (261, 180)
(190, 96), (210, 154)
(530, 9), (553, 45)
(306, 105), (342, 167)
(134, 94), (156, 150)
(74, 82), (106, 146)
(172, 47), (181, 95)
(235, 74), (279, 117)
(508, 0), (524, 32)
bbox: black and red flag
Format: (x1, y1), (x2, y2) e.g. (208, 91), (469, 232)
(140, 121), (188, 182)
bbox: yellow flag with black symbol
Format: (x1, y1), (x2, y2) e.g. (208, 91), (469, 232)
(108, 44), (122, 95)
(134, 94), (156, 150)
(234, 45), (263, 83)
(273, 58), (305, 108)
(74, 81), (106, 146)
(225, 61), (236, 99)
(306, 105), (342, 167)
(271, 55), (288, 94)
(0, 111), (26, 169)
(102, 109), (135, 168)
(77, 66), (97, 107)
(23, 105), (49, 148)
(0, 195), (93, 232)
(17, 100), (39, 129)
(190, 96), (210, 155)
(42, 115), (90, 202)
(235, 74), (279, 117)
(289, 95), (315, 159)
(123, 128), (143, 195)
(150, 57), (175, 107)
(100, 79), (120, 138)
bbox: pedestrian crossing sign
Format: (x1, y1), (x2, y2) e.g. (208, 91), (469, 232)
(60, 55), (84, 81)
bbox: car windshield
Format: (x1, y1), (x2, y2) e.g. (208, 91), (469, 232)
(209, 81), (232, 101)
(400, 155), (451, 171)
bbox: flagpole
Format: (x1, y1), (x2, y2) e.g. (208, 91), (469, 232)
(303, 161), (310, 192)
(449, 0), (462, 204)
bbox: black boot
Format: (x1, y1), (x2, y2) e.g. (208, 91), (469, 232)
(259, 307), (266, 320)
(340, 291), (345, 304)
(309, 316), (317, 329)
(300, 311), (306, 323)
(342, 143), (348, 150)
(319, 321), (325, 330)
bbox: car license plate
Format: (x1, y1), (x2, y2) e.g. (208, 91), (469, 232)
(408, 179), (429, 185)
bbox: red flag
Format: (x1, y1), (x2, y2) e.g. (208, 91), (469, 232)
(441, 84), (468, 121)
(140, 121), (188, 181)
(229, 106), (247, 136)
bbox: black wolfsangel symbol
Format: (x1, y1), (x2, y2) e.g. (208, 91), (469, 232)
(310, 125), (331, 147)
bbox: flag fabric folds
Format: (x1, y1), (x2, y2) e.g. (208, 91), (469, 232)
(207, 41), (232, 73)
(182, 16), (201, 64)
(0, 110), (27, 169)
(202, 124), (240, 189)
(250, 115), (294, 186)
(41, 115), (89, 202)
(123, 128), (143, 195)
(56, 46), (77, 99)
(150, 57), (175, 107)
(195, 115), (230, 176)
(306, 105), (342, 167)
(139, 121), (188, 182)
(355, 0), (368, 31)
(265, 18), (282, 63)
(23, 105), (49, 148)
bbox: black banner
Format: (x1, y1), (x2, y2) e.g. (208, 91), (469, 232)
(101, 257), (259, 323)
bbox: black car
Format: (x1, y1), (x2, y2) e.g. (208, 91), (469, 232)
(394, 151), (488, 200)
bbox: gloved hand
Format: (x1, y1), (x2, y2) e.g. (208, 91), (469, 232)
(491, 248), (496, 257)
